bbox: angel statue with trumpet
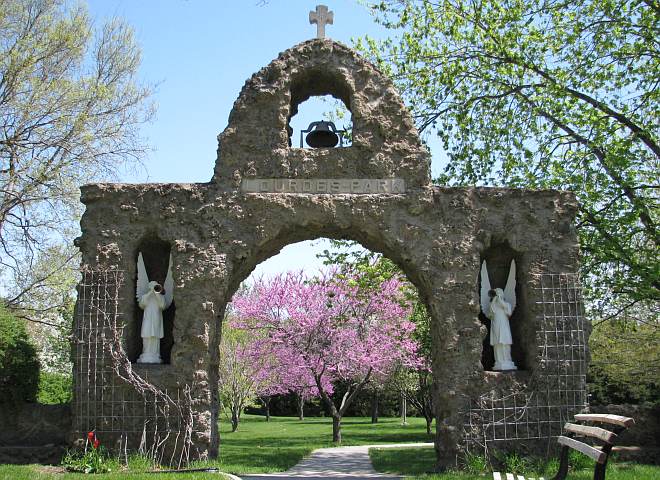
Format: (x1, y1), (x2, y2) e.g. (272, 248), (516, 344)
(480, 259), (517, 371)
(136, 252), (174, 364)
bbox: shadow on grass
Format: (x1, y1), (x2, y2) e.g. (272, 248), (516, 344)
(370, 446), (437, 475)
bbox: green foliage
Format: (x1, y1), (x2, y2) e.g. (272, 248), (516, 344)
(0, 305), (40, 404)
(218, 327), (274, 432)
(0, 464), (232, 480)
(500, 451), (531, 474)
(461, 451), (489, 474)
(359, 0), (659, 316)
(13, 246), (78, 375)
(37, 371), (72, 404)
(569, 449), (595, 472)
(61, 445), (114, 474)
(124, 453), (155, 472)
(588, 314), (660, 405)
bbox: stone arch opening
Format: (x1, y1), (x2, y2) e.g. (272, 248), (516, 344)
(214, 40), (431, 189)
(217, 233), (438, 447)
(225, 229), (431, 308)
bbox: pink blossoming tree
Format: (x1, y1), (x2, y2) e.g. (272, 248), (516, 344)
(232, 270), (419, 442)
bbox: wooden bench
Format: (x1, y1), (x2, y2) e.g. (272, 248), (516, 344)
(493, 413), (635, 480)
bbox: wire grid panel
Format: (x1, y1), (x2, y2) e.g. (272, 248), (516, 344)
(73, 269), (183, 439)
(464, 273), (588, 446)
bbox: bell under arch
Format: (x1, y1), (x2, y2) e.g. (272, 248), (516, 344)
(289, 94), (352, 149)
(213, 39), (431, 189)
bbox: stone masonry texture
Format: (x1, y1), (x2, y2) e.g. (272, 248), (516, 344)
(73, 39), (584, 467)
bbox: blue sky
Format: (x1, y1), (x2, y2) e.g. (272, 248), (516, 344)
(86, 1), (445, 279)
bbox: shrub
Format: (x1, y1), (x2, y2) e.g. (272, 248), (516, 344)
(503, 452), (530, 474)
(0, 305), (40, 404)
(38, 371), (72, 404)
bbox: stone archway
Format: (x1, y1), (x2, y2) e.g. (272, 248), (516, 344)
(73, 39), (586, 468)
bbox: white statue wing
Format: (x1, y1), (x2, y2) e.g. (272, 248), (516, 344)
(164, 253), (174, 309)
(136, 252), (150, 300)
(504, 259), (517, 311)
(480, 260), (492, 315)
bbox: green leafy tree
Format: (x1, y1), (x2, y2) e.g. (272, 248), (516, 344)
(0, 0), (153, 315)
(218, 326), (281, 432)
(37, 370), (72, 404)
(588, 306), (660, 405)
(0, 304), (40, 404)
(358, 0), (659, 317)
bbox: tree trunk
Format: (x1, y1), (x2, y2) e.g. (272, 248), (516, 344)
(425, 415), (432, 434)
(314, 369), (371, 444)
(371, 390), (379, 424)
(262, 396), (271, 422)
(231, 409), (239, 432)
(400, 394), (407, 425)
(296, 393), (305, 421)
(332, 415), (342, 443)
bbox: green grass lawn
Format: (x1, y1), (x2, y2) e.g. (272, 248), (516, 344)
(3, 416), (658, 479)
(0, 465), (232, 480)
(215, 414), (433, 473)
(369, 446), (660, 480)
(0, 414), (433, 479)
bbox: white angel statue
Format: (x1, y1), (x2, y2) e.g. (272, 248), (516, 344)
(136, 252), (174, 364)
(480, 259), (517, 371)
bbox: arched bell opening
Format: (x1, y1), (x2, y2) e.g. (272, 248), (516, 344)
(129, 235), (175, 365)
(287, 68), (353, 148)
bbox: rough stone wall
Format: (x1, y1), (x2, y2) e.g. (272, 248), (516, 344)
(0, 403), (70, 464)
(0, 403), (71, 446)
(73, 39), (584, 467)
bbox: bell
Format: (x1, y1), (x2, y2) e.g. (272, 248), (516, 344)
(305, 120), (339, 148)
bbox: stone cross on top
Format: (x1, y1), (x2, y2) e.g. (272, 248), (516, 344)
(309, 5), (334, 39)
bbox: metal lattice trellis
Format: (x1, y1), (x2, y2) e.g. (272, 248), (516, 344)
(464, 273), (588, 450)
(73, 268), (194, 466)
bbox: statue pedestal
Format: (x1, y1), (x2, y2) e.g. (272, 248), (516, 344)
(493, 361), (517, 371)
(137, 353), (162, 364)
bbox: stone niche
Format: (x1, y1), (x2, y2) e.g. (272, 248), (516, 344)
(72, 38), (587, 467)
(479, 241), (528, 371)
(129, 235), (175, 364)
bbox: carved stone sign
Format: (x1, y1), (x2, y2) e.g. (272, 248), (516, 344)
(241, 178), (406, 194)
